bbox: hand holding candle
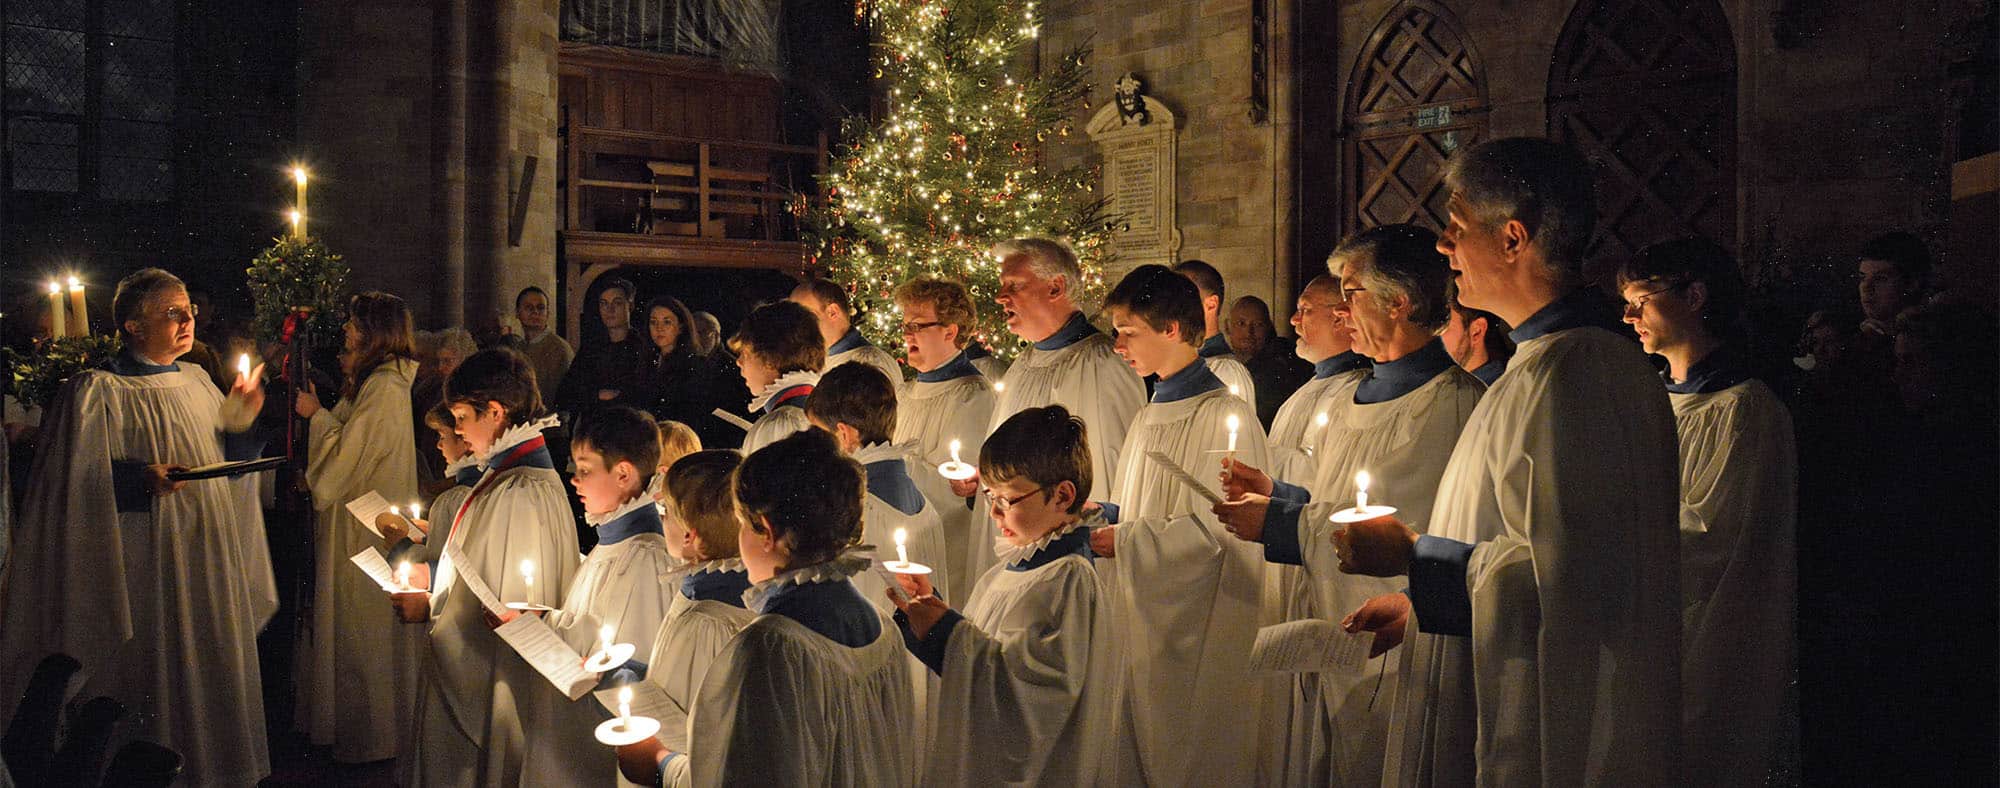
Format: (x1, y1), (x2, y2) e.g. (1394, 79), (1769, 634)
(938, 437), (976, 481)
(883, 527), (932, 575)
(1330, 469), (1398, 523)
(594, 684), (663, 746)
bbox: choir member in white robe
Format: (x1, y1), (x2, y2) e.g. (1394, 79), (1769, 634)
(1176, 260), (1259, 407)
(728, 300), (826, 454)
(1264, 274), (1370, 486)
(1215, 226), (1482, 786)
(384, 401), (478, 577)
(620, 429), (915, 787)
(1618, 240), (1797, 786)
(888, 405), (1109, 786)
(988, 238), (1147, 501)
(793, 278), (906, 385)
(1089, 264), (1273, 786)
(295, 291), (424, 763)
(397, 349), (581, 787)
(962, 340), (1009, 380)
(0, 269), (276, 786)
(891, 278), (998, 602)
(1339, 139), (1682, 786)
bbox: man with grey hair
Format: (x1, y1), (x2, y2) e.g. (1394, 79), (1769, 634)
(1336, 138), (1682, 785)
(984, 237), (1144, 501)
(690, 310), (723, 356)
(1214, 224), (1484, 786)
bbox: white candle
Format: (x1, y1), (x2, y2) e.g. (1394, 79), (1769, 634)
(66, 276), (86, 335)
(288, 209), (302, 239)
(894, 527), (910, 565)
(1225, 413), (1240, 454)
(948, 438), (964, 465)
(236, 353), (252, 385)
(397, 561), (412, 590)
(390, 504), (401, 520)
(617, 685), (633, 728)
(1355, 470), (1371, 511)
(292, 167), (309, 238)
(409, 502), (422, 522)
(520, 558), (535, 591)
(47, 281), (66, 338)
(599, 624), (615, 657)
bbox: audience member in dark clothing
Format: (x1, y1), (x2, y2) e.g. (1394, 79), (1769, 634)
(1225, 295), (1313, 428)
(554, 278), (652, 414)
(638, 295), (750, 450)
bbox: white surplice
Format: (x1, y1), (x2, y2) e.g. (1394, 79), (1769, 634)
(989, 328), (1145, 502)
(826, 342), (905, 389)
(926, 526), (1109, 786)
(1425, 326), (1681, 786)
(1281, 368), (1483, 787)
(968, 353), (1008, 381)
(0, 363), (276, 787)
(1672, 380), (1797, 787)
(895, 372), (996, 603)
(851, 442), (949, 763)
(1204, 354), (1258, 411)
(1100, 386), (1272, 786)
(739, 372), (818, 455)
(1265, 369), (1367, 486)
(300, 358), (423, 762)
(404, 418), (582, 788)
(670, 562), (915, 787)
(644, 562), (755, 754)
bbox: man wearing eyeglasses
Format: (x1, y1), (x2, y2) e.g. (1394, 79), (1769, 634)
(891, 278), (998, 603)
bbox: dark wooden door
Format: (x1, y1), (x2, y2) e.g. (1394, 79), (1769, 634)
(1342, 0), (1488, 238)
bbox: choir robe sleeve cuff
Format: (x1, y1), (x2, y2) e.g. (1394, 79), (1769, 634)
(896, 608), (964, 677)
(1270, 479), (1311, 504)
(1409, 535), (1475, 636)
(111, 459), (151, 513)
(1262, 499), (1306, 566)
(1095, 501), (1120, 524)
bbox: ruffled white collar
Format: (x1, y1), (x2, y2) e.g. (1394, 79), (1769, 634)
(746, 370), (821, 412)
(993, 511), (1101, 565)
(584, 494), (656, 526)
(852, 440), (919, 466)
(442, 453), (481, 478)
(659, 555), (746, 584)
(480, 413), (560, 466)
(741, 547), (874, 612)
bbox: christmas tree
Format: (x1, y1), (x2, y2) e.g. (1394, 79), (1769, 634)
(803, 0), (1113, 356)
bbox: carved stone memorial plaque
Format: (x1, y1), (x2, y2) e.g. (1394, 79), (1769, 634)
(1087, 72), (1181, 267)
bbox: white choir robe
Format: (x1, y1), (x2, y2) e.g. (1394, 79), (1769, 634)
(967, 352), (1008, 381)
(0, 362), (276, 787)
(1100, 385), (1272, 786)
(1204, 354), (1258, 411)
(404, 423), (582, 788)
(739, 373), (818, 455)
(1264, 367), (1368, 485)
(1274, 367), (1482, 787)
(895, 366), (996, 603)
(1673, 380), (1797, 787)
(826, 336), (906, 389)
(1424, 324), (1681, 786)
(990, 323), (1145, 502)
(851, 443), (950, 761)
(538, 498), (683, 786)
(643, 564), (755, 755)
(300, 358), (423, 762)
(924, 529), (1109, 786)
(668, 565), (915, 787)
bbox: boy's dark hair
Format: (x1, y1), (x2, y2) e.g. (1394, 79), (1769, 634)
(729, 300), (826, 374)
(735, 428), (864, 571)
(805, 362), (897, 446)
(572, 405), (662, 482)
(1859, 231), (1933, 280)
(445, 346), (545, 426)
(665, 450), (745, 559)
(793, 278), (853, 317)
(1173, 259), (1225, 300)
(515, 286), (549, 308)
(1616, 237), (1745, 332)
(1105, 264), (1205, 346)
(423, 398), (456, 432)
(979, 405), (1091, 515)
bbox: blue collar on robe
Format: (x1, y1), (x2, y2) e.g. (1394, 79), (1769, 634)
(594, 500), (663, 546)
(1355, 339), (1457, 404)
(864, 458), (927, 516)
(914, 350), (980, 383)
(452, 465), (484, 487)
(491, 441), (556, 473)
(108, 349), (179, 376)
(963, 343), (992, 360)
(1665, 346), (1754, 394)
(1198, 333), (1232, 358)
(1007, 525), (1094, 572)
(1151, 358), (1225, 403)
(682, 569), (752, 606)
(756, 579), (881, 647)
(1471, 357), (1508, 386)
(1509, 288), (1602, 344)
(1033, 312), (1098, 351)
(1314, 351), (1369, 380)
(763, 384), (812, 415)
(829, 328), (871, 356)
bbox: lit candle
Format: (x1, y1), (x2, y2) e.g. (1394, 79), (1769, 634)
(288, 209), (302, 239)
(1225, 413), (1240, 455)
(948, 438), (964, 465)
(292, 166), (309, 238)
(599, 624), (615, 658)
(938, 438), (977, 480)
(236, 353), (252, 385)
(1355, 470), (1371, 510)
(1228, 384), (1240, 397)
(894, 527), (910, 565)
(66, 276), (86, 335)
(992, 381), (1005, 393)
(47, 281), (66, 338)
(617, 685), (633, 729)
(409, 502), (422, 522)
(520, 558), (536, 592)
(397, 561), (412, 590)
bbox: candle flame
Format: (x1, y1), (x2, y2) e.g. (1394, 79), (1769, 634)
(519, 558), (534, 579)
(390, 505), (400, 516)
(1356, 470), (1371, 493)
(410, 502), (422, 520)
(600, 624), (615, 645)
(894, 527), (907, 547)
(948, 438), (963, 463)
(66, 275), (80, 291)
(237, 354), (252, 378)
(618, 685), (633, 705)
(292, 166), (308, 185)
(288, 209), (302, 222)
(47, 281), (61, 295)
(1225, 413), (1240, 432)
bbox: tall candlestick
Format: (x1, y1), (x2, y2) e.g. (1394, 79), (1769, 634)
(47, 281), (66, 338)
(288, 209), (302, 240)
(66, 276), (87, 336)
(292, 167), (309, 238)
